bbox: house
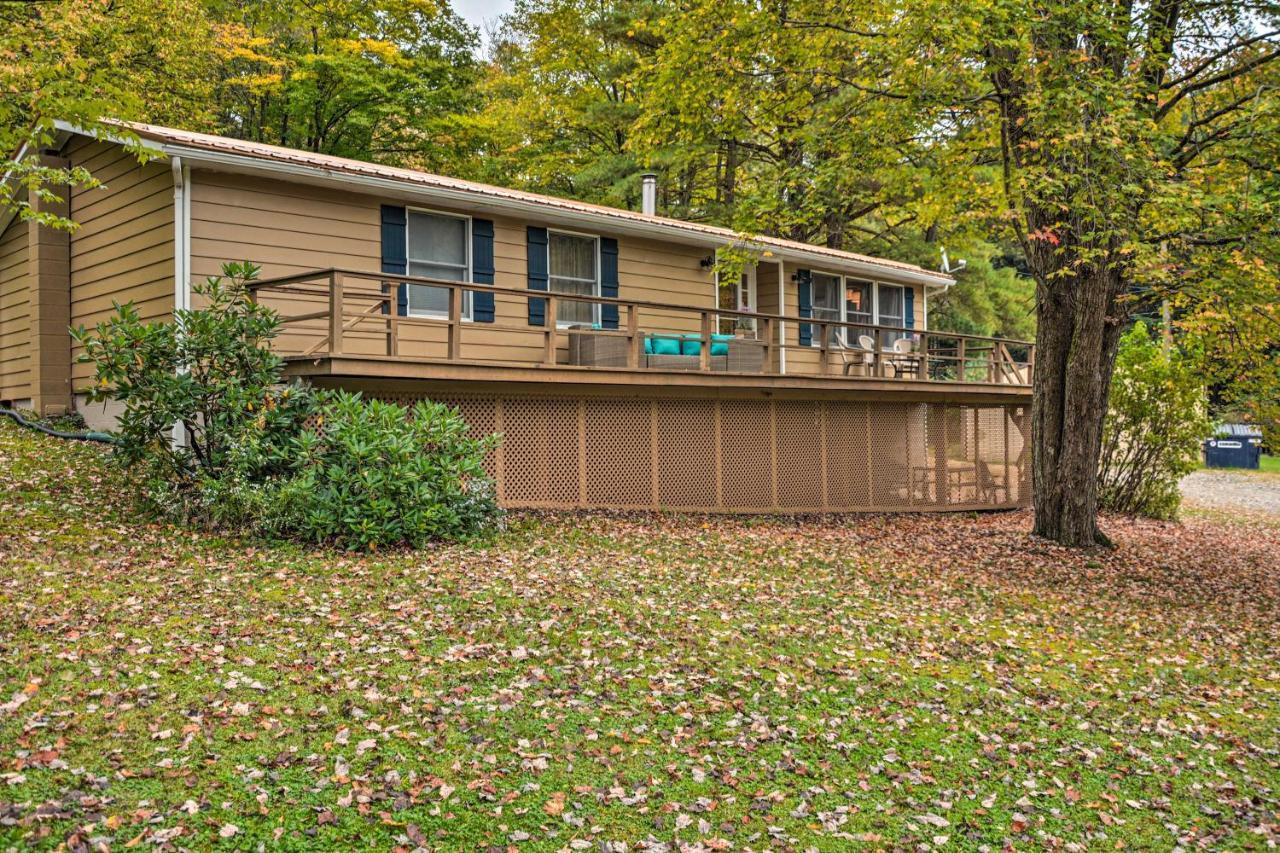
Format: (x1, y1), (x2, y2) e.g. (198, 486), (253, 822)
(0, 122), (1033, 512)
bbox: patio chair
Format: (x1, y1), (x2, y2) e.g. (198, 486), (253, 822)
(889, 337), (922, 379)
(839, 333), (877, 376)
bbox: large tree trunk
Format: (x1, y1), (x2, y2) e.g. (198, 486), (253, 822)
(1030, 268), (1126, 546)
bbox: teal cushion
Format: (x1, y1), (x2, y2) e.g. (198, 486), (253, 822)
(680, 334), (702, 357)
(711, 333), (733, 356)
(651, 335), (681, 356)
(643, 337), (654, 355)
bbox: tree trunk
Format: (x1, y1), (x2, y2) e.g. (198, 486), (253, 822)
(1031, 268), (1125, 546)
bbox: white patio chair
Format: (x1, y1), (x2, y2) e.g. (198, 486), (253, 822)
(839, 331), (875, 375)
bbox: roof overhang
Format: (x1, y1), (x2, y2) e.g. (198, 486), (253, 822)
(45, 121), (956, 289)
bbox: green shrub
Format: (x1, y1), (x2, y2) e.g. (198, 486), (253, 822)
(72, 262), (317, 525)
(266, 391), (501, 550)
(1098, 322), (1210, 520)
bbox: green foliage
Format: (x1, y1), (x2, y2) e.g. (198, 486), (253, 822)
(1098, 323), (1211, 520)
(0, 0), (225, 229)
(209, 0), (480, 167)
(72, 262), (315, 524)
(267, 392), (501, 550)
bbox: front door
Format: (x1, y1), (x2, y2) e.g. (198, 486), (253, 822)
(718, 266), (758, 336)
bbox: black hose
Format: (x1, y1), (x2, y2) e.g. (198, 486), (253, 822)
(0, 407), (117, 444)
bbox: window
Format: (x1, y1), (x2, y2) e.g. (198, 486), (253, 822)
(406, 209), (469, 317)
(811, 272), (842, 346)
(549, 231), (599, 325)
(845, 279), (873, 328)
(878, 284), (905, 339)
(718, 270), (757, 336)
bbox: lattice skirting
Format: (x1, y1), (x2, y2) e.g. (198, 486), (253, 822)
(369, 390), (1031, 513)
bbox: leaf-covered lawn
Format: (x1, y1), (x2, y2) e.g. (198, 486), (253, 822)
(1, 420), (1278, 851)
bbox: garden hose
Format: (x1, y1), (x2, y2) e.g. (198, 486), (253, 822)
(0, 407), (118, 444)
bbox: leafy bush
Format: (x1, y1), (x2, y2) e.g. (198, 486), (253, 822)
(266, 392), (501, 550)
(74, 261), (502, 546)
(1098, 322), (1211, 519)
(72, 262), (316, 524)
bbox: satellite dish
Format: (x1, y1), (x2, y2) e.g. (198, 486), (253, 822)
(940, 247), (967, 274)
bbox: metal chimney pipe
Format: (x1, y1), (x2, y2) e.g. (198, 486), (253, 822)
(640, 172), (657, 216)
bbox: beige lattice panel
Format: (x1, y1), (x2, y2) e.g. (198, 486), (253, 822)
(499, 397), (580, 506)
(869, 402), (913, 508)
(655, 399), (717, 509)
(719, 400), (774, 510)
(362, 390), (1031, 513)
(585, 399), (653, 507)
(775, 401), (824, 509)
(825, 401), (872, 509)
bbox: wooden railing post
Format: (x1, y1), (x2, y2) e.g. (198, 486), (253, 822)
(447, 284), (462, 360)
(627, 304), (641, 368)
(386, 284), (398, 357)
(817, 322), (829, 373)
(956, 338), (966, 382)
(328, 270), (344, 355)
(762, 317), (775, 373)
(543, 296), (558, 364)
(917, 333), (928, 381)
(699, 311), (712, 371)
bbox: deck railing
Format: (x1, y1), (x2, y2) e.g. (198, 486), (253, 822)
(247, 268), (1035, 386)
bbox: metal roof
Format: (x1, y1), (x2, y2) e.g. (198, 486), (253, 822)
(51, 120), (955, 288)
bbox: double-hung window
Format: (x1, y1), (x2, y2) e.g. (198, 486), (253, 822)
(549, 231), (599, 326)
(406, 209), (469, 318)
(810, 271), (842, 346)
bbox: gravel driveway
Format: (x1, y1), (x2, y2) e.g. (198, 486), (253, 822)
(1181, 469), (1280, 516)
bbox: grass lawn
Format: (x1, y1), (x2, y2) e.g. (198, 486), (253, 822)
(1262, 454), (1279, 475)
(2, 420), (1278, 850)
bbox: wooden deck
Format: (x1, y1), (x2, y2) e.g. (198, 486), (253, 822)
(249, 268), (1035, 400)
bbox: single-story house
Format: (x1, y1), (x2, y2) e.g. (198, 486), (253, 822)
(0, 121), (1032, 512)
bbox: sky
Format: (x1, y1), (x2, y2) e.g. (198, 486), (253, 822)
(453, 0), (515, 49)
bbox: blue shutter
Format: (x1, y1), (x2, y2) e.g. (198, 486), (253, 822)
(796, 269), (813, 347)
(381, 205), (407, 316)
(472, 218), (495, 323)
(904, 286), (915, 331)
(599, 237), (619, 329)
(527, 226), (548, 325)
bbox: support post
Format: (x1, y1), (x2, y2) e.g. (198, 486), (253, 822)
(543, 297), (558, 364)
(762, 317), (775, 374)
(699, 311), (711, 371)
(627, 304), (641, 368)
(28, 154), (73, 416)
(328, 270), (345, 355)
(447, 285), (462, 360)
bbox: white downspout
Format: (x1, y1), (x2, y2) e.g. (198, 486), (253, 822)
(171, 157), (191, 447)
(776, 259), (786, 374)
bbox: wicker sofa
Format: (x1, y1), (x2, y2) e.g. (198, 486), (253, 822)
(567, 327), (765, 372)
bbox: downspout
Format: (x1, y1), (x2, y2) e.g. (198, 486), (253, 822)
(776, 259), (786, 374)
(172, 157), (190, 313)
(170, 157), (191, 447)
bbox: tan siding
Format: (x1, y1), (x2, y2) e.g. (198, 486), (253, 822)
(189, 172), (718, 363)
(66, 137), (174, 385)
(0, 216), (30, 400)
(776, 262), (925, 378)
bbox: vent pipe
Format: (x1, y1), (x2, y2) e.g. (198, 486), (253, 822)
(640, 172), (657, 216)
